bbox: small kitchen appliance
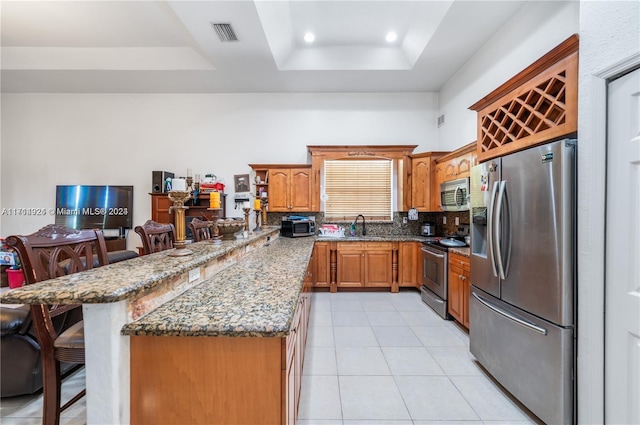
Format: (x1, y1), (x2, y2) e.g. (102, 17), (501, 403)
(421, 222), (436, 236)
(280, 216), (315, 238)
(440, 177), (470, 211)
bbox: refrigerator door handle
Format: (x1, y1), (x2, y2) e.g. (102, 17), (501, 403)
(495, 180), (507, 280)
(487, 181), (499, 277)
(472, 292), (548, 335)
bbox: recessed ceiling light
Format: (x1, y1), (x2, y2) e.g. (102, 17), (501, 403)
(386, 32), (398, 43)
(304, 32), (315, 43)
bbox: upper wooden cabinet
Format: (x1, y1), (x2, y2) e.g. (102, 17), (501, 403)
(249, 164), (313, 212)
(409, 152), (447, 212)
(469, 35), (578, 163)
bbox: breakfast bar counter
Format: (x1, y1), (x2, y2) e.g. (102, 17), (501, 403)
(121, 235), (314, 337)
(0, 227), (307, 425)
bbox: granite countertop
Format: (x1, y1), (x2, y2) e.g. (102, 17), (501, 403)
(449, 247), (470, 257)
(122, 236), (315, 338)
(0, 228), (280, 305)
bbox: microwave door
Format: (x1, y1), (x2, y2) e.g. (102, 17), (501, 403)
(470, 162), (501, 298)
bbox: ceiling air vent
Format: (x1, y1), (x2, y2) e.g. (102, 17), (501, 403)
(212, 23), (238, 42)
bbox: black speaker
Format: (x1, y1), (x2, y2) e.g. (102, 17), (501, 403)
(152, 171), (174, 193)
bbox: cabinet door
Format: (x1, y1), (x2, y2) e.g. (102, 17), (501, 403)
(290, 168), (312, 212)
(462, 268), (471, 329)
(268, 169), (290, 212)
(337, 250), (365, 287)
(448, 261), (464, 323)
(411, 158), (430, 211)
(442, 160), (458, 181)
(399, 242), (420, 287)
(151, 195), (173, 224)
(433, 165), (444, 211)
(457, 154), (472, 179)
(313, 242), (331, 288)
(365, 250), (392, 287)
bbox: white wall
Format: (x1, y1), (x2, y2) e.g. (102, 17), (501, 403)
(577, 1), (640, 424)
(0, 92), (438, 244)
(436, 1), (580, 150)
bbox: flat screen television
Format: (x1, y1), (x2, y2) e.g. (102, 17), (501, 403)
(55, 185), (133, 230)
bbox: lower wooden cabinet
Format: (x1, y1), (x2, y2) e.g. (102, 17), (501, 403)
(447, 252), (471, 328)
(336, 242), (393, 288)
(130, 284), (311, 425)
(284, 287), (310, 425)
(312, 241), (422, 292)
(398, 241), (421, 288)
(311, 242), (330, 288)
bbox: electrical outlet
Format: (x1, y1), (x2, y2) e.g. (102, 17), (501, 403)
(455, 217), (460, 226)
(402, 217), (408, 224)
(443, 216), (447, 224)
(188, 267), (200, 283)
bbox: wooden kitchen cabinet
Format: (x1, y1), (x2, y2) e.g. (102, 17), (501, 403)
(447, 252), (471, 328)
(131, 284), (311, 425)
(335, 241), (393, 289)
(410, 152), (447, 211)
(284, 276), (311, 425)
(250, 165), (313, 212)
(311, 241), (331, 289)
(336, 242), (366, 288)
(398, 242), (421, 288)
(469, 35), (578, 163)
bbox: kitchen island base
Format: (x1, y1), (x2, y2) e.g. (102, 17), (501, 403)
(131, 336), (283, 425)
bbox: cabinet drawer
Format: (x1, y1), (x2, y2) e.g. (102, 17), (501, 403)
(337, 242), (366, 250)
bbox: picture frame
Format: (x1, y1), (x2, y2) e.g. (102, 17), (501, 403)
(234, 174), (250, 193)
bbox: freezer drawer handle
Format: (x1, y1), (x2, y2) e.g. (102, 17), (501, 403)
(472, 292), (548, 335)
(422, 289), (444, 304)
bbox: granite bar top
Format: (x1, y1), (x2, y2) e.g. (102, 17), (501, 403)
(0, 228), (280, 305)
(122, 236), (315, 338)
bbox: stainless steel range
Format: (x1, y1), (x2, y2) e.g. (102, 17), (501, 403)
(420, 240), (450, 319)
(420, 234), (468, 319)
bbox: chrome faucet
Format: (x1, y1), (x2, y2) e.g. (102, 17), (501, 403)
(352, 214), (367, 236)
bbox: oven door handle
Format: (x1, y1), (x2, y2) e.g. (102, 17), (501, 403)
(421, 247), (445, 258)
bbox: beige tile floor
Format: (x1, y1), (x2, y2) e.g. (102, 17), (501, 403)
(0, 290), (541, 425)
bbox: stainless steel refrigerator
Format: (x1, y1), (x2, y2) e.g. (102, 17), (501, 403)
(469, 138), (576, 425)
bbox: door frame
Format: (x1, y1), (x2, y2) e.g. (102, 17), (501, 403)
(579, 51), (640, 424)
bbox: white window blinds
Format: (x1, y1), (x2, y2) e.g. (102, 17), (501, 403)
(324, 159), (392, 221)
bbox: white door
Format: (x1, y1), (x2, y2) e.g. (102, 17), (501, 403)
(605, 66), (640, 424)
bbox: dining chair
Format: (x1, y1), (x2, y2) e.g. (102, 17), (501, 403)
(6, 224), (109, 425)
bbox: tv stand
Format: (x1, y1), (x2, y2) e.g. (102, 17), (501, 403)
(104, 237), (126, 252)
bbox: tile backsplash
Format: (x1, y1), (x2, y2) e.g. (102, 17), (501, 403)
(265, 211), (470, 237)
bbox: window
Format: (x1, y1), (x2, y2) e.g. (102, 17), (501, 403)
(323, 159), (392, 221)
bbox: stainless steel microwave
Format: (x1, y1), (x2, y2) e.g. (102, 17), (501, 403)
(280, 218), (315, 238)
(440, 178), (470, 211)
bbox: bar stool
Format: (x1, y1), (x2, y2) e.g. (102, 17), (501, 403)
(134, 220), (176, 255)
(7, 224), (109, 425)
